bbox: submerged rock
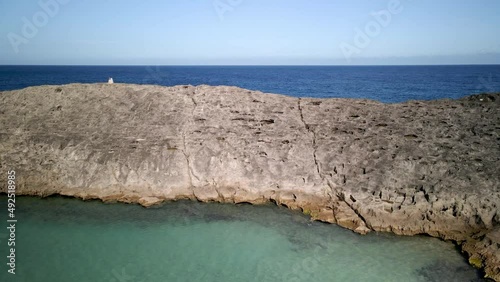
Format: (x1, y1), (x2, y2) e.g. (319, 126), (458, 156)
(0, 84), (499, 280)
(416, 260), (484, 282)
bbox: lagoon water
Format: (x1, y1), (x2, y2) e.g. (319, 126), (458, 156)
(0, 196), (483, 282)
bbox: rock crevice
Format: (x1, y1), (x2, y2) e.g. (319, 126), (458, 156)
(297, 98), (321, 177)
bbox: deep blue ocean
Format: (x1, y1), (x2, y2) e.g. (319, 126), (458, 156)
(1, 65), (499, 103)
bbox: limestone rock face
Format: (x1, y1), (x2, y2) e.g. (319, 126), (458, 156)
(0, 84), (499, 280)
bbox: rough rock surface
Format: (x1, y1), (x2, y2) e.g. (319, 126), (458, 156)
(0, 84), (499, 280)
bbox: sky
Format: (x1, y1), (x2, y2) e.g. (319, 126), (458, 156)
(0, 0), (499, 65)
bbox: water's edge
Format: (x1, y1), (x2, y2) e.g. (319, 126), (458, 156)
(2, 193), (490, 281)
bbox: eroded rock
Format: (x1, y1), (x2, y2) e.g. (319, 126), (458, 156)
(0, 84), (499, 280)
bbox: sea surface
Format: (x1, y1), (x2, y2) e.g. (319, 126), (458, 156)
(0, 196), (484, 282)
(1, 65), (500, 103)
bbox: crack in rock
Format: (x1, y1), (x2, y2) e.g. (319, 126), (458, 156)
(338, 191), (369, 227)
(181, 88), (201, 188)
(297, 98), (321, 177)
(182, 133), (200, 187)
(299, 99), (348, 227)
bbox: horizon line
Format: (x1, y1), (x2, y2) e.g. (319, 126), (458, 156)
(1, 63), (500, 67)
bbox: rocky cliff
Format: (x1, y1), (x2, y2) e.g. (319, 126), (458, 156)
(0, 84), (499, 280)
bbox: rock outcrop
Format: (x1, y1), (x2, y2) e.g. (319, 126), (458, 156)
(0, 84), (499, 280)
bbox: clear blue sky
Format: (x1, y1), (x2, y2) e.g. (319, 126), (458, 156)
(1, 0), (499, 65)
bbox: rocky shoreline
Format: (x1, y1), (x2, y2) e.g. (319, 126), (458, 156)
(0, 84), (499, 280)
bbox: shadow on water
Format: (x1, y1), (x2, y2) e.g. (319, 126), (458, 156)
(416, 260), (486, 282)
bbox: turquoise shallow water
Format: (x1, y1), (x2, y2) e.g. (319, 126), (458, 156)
(0, 196), (484, 282)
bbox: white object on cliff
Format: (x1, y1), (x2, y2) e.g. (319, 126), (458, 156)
(108, 78), (114, 84)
